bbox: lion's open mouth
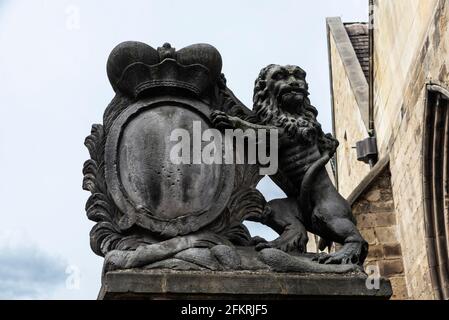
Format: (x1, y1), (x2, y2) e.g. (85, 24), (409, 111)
(278, 87), (309, 100)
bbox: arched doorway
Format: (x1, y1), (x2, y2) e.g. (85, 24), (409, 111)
(423, 84), (449, 299)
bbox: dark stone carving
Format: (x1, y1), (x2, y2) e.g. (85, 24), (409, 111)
(211, 65), (369, 265)
(104, 96), (234, 237)
(83, 42), (368, 276)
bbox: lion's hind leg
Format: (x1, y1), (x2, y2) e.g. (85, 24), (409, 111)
(255, 198), (309, 253)
(310, 206), (368, 266)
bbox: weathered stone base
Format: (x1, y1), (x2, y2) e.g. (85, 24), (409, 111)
(99, 269), (392, 300)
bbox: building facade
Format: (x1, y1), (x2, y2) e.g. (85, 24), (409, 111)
(327, 0), (449, 299)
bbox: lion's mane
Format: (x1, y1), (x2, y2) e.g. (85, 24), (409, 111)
(252, 64), (338, 155)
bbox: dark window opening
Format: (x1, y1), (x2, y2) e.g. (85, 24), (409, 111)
(423, 84), (449, 299)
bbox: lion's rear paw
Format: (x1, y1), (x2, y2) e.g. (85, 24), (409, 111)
(313, 242), (366, 265)
(255, 227), (308, 253)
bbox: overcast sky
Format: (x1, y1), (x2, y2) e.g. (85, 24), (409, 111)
(0, 0), (367, 299)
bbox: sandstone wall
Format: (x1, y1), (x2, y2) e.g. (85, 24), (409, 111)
(373, 0), (439, 154)
(352, 167), (408, 299)
(372, 0), (449, 299)
(329, 34), (371, 198)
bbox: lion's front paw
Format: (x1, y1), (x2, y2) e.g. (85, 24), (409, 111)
(313, 242), (367, 265)
(210, 110), (235, 130)
(104, 250), (137, 272)
(255, 226), (309, 253)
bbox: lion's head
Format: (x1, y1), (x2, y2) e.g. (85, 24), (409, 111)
(253, 64), (338, 153)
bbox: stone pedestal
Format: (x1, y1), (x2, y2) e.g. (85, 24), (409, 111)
(99, 270), (392, 300)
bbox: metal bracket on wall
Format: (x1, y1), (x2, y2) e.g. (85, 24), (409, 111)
(355, 136), (378, 167)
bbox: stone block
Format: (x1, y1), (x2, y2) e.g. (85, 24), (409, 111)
(369, 200), (395, 213)
(357, 213), (377, 228)
(361, 228), (377, 245)
(383, 243), (402, 258)
(366, 244), (384, 261)
(375, 226), (397, 243)
(389, 276), (409, 300)
(99, 269), (393, 300)
(375, 212), (397, 227)
(357, 212), (396, 229)
(365, 189), (381, 202)
(379, 260), (404, 277)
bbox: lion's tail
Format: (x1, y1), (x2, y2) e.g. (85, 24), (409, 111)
(299, 151), (330, 217)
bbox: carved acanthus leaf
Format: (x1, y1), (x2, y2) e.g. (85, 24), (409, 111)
(83, 123), (123, 257)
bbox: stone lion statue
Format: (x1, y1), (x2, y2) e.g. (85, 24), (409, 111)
(211, 64), (368, 265)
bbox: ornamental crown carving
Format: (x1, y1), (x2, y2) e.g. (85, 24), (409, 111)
(106, 42), (223, 97)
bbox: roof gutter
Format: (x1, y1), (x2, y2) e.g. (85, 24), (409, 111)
(369, 0), (375, 136)
(326, 19), (339, 189)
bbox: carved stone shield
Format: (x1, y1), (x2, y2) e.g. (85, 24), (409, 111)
(105, 96), (235, 237)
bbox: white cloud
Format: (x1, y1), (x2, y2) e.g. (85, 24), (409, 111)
(0, 233), (67, 299)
